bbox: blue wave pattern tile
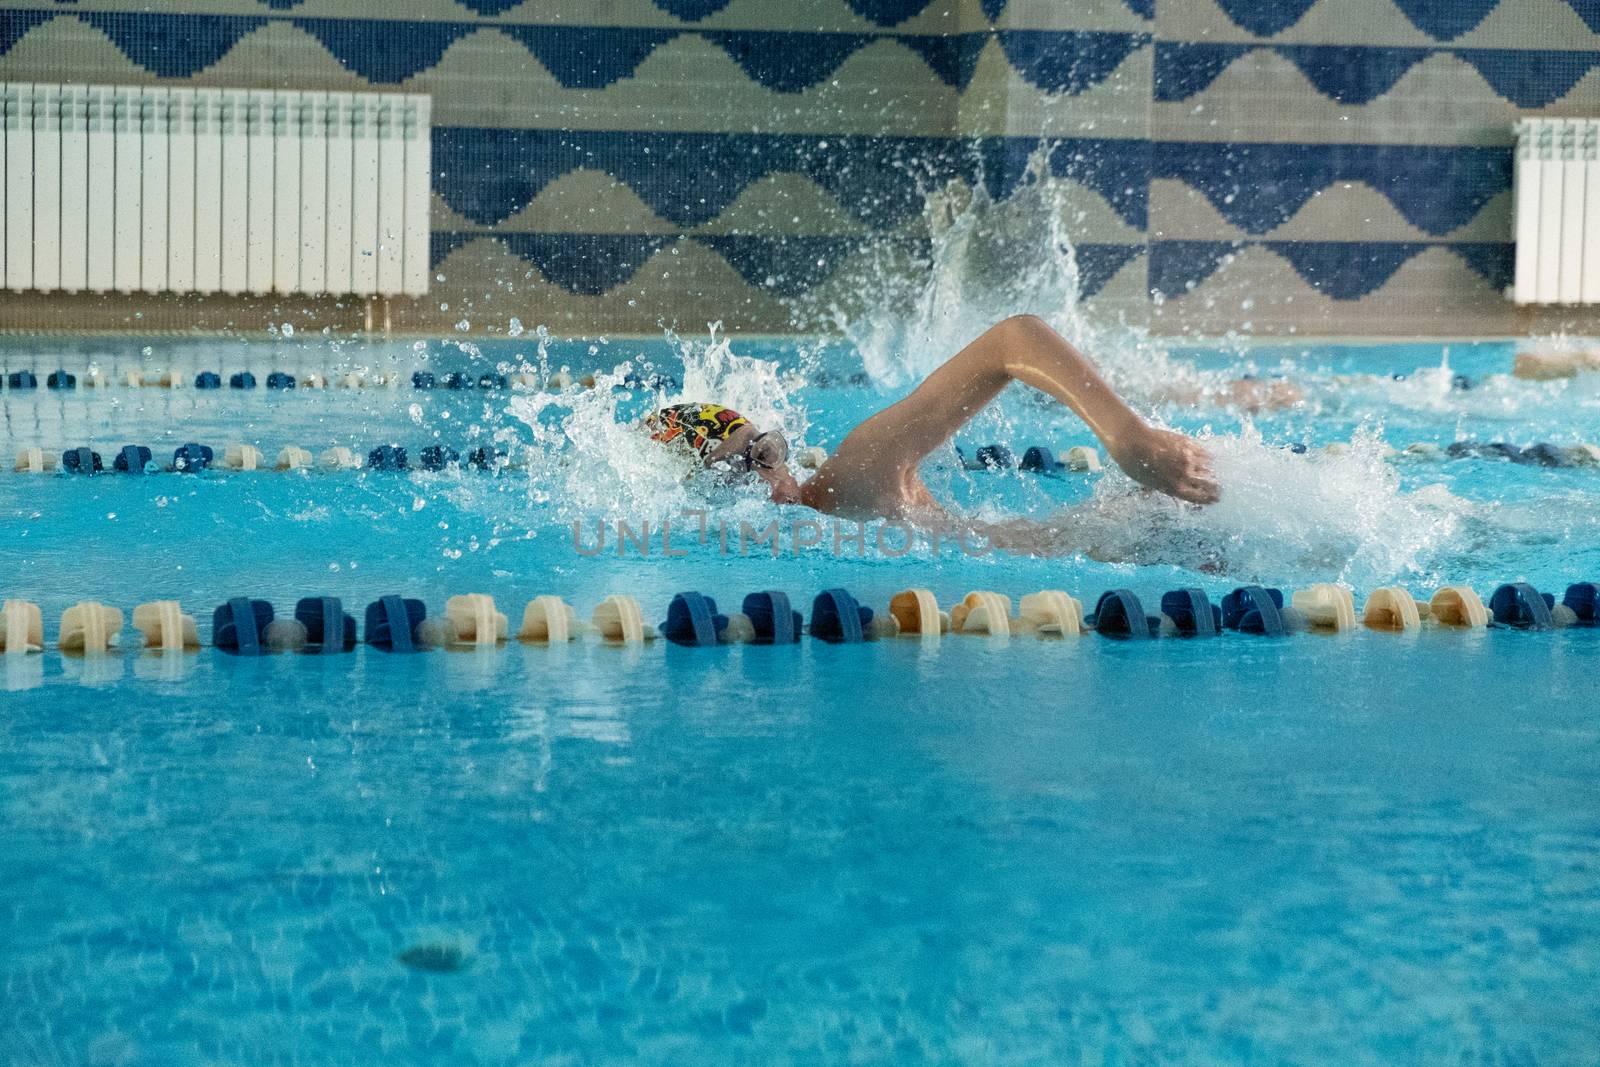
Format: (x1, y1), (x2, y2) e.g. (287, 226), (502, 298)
(1211, 0), (1552, 39)
(433, 130), (1152, 231)
(430, 232), (1144, 298)
(2, 12), (1147, 95)
(1156, 41), (1600, 108)
(1153, 142), (1511, 236)
(1149, 240), (1513, 300)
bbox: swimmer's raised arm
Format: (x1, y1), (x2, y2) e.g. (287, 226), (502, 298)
(800, 315), (1220, 518)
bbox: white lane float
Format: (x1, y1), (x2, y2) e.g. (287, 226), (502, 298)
(1063, 446), (1102, 472)
(592, 595), (656, 644)
(13, 448), (56, 473)
(1, 599), (44, 654)
(59, 601), (123, 653)
(318, 447), (361, 470)
(1428, 586), (1488, 628)
(223, 444), (263, 471)
(888, 588), (947, 637)
(132, 600), (200, 651)
(796, 446), (828, 470)
(300, 373), (327, 389)
(1291, 584), (1357, 632)
(1018, 590), (1084, 636)
(518, 596), (580, 643)
(445, 594), (508, 646)
(276, 446), (313, 471)
(950, 591), (1012, 636)
(1362, 587), (1421, 632)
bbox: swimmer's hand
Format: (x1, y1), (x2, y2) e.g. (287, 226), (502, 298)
(1109, 426), (1220, 505)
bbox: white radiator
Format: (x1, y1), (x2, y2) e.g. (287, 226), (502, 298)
(1513, 118), (1600, 306)
(1, 83), (430, 298)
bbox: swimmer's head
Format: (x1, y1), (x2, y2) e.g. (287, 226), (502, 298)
(704, 424), (802, 504)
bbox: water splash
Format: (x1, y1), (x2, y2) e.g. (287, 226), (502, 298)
(1044, 426), (1467, 586)
(501, 325), (808, 525)
(800, 153), (1215, 405)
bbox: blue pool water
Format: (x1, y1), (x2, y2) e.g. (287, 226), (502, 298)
(3, 333), (1599, 1063)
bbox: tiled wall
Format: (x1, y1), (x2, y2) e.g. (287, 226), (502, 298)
(1150, 0), (1600, 336)
(0, 0), (1596, 338)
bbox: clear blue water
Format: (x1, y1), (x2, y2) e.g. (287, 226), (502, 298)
(3, 335), (1599, 1064)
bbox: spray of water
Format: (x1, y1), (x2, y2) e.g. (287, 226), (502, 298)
(481, 154), (1481, 581)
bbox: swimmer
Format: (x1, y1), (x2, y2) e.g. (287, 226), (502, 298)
(648, 315), (1221, 521)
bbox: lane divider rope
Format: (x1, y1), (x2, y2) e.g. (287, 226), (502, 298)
(5, 581), (1594, 657)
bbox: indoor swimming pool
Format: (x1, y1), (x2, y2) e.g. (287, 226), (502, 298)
(2, 331), (1598, 1064)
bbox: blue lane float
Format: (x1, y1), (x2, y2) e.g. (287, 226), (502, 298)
(1489, 582), (1556, 629)
(743, 590), (801, 644)
(418, 445), (459, 471)
(195, 371), (221, 389)
(295, 597), (356, 653)
(229, 372), (257, 390)
(365, 595), (426, 652)
(1019, 445), (1063, 472)
(956, 444), (1016, 471)
(114, 445), (153, 474)
(62, 448), (102, 475)
(811, 588), (873, 643)
(212, 597), (273, 655)
(1161, 588), (1221, 636)
(412, 372), (436, 389)
(1562, 583), (1600, 625)
(266, 372), (296, 389)
(1221, 586), (1288, 635)
(173, 443), (213, 472)
(47, 370), (75, 389)
(7, 370), (38, 389)
(660, 592), (727, 646)
(1086, 589), (1157, 638)
(467, 447), (507, 470)
(367, 445), (408, 471)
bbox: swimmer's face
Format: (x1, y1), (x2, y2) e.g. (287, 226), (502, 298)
(705, 425), (801, 503)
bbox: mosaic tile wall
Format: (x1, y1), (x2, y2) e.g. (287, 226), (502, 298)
(1150, 0), (1600, 336)
(0, 0), (1596, 338)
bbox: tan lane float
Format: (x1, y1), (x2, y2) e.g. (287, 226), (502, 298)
(1063, 446), (1103, 472)
(223, 444), (263, 471)
(59, 601), (123, 653)
(13, 448), (56, 473)
(519, 596), (580, 643)
(1428, 586), (1488, 628)
(949, 591), (1012, 636)
(132, 600), (200, 651)
(1292, 584), (1357, 632)
(1018, 591), (1084, 636)
(1362, 587), (1421, 632)
(796, 446), (829, 470)
(888, 588), (948, 636)
(444, 594), (508, 646)
(300, 373), (327, 389)
(2, 599), (45, 654)
(318, 447), (361, 471)
(592, 595), (657, 644)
